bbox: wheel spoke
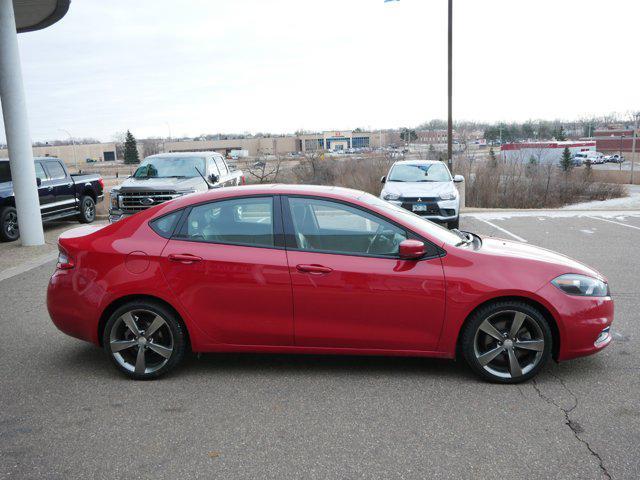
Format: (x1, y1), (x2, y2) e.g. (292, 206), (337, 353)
(110, 339), (137, 352)
(122, 312), (141, 337)
(145, 316), (164, 338)
(507, 348), (523, 377)
(479, 320), (504, 341)
(135, 346), (146, 374)
(477, 346), (505, 366)
(509, 312), (527, 338)
(515, 339), (544, 352)
(147, 342), (172, 359)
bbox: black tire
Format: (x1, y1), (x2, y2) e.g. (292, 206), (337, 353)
(461, 301), (552, 384)
(78, 195), (96, 224)
(448, 217), (460, 230)
(103, 300), (187, 380)
(0, 206), (20, 242)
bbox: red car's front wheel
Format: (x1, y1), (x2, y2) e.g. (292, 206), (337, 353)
(461, 301), (553, 383)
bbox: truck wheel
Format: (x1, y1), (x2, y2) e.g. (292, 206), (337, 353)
(79, 196), (96, 223)
(0, 206), (20, 242)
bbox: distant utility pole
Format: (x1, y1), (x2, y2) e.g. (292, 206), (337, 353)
(631, 113), (638, 184)
(447, 0), (453, 172)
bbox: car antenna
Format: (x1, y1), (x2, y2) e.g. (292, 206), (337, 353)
(194, 166), (213, 190)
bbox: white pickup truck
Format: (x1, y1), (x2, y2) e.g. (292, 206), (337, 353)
(109, 152), (244, 222)
(380, 159), (463, 229)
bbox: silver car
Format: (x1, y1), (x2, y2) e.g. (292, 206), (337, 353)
(380, 160), (463, 229)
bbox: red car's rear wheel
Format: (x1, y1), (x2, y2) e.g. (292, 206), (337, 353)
(103, 300), (186, 380)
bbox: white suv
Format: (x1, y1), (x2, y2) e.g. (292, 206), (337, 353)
(380, 160), (463, 229)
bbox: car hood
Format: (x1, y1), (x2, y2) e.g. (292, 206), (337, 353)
(479, 236), (605, 281)
(383, 181), (455, 198)
(115, 176), (205, 192)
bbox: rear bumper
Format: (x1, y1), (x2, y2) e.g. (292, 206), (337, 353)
(536, 283), (614, 361)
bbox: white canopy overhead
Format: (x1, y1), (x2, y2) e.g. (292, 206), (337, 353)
(13, 0), (69, 33)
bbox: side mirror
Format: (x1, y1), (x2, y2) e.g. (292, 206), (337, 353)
(453, 175), (464, 183)
(36, 177), (42, 187)
(399, 239), (426, 260)
(380, 176), (386, 184)
(209, 174), (219, 184)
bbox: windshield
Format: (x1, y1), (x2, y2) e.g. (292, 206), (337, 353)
(0, 162), (10, 183)
(133, 156), (206, 179)
(388, 163), (451, 182)
(359, 192), (463, 246)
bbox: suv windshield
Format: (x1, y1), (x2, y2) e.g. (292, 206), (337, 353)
(388, 163), (451, 182)
(0, 162), (10, 183)
(133, 156), (206, 179)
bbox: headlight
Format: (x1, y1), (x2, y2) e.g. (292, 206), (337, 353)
(551, 274), (609, 297)
(383, 193), (401, 201)
(110, 190), (119, 208)
(439, 191), (458, 201)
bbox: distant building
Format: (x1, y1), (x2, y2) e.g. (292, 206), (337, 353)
(0, 142), (118, 167)
(501, 141), (596, 163)
(593, 129), (638, 153)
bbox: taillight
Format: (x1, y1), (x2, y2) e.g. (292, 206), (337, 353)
(98, 178), (105, 189)
(241, 175), (246, 185)
(56, 247), (75, 270)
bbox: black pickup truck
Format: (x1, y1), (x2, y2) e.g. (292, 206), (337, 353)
(0, 157), (104, 242)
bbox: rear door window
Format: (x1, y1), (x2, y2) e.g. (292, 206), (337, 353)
(177, 197), (274, 248)
(45, 161), (66, 180)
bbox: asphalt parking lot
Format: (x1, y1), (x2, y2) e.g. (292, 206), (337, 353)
(1, 212), (639, 479)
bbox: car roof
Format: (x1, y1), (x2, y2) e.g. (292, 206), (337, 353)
(392, 159), (443, 166)
(145, 152), (220, 159)
(164, 184), (369, 210)
(0, 156), (61, 162)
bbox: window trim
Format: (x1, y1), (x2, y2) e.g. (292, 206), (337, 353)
(149, 209), (185, 239)
(281, 195), (444, 260)
(34, 161), (49, 182)
(168, 194), (285, 250)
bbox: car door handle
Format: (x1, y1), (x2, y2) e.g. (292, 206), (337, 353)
(168, 253), (203, 264)
(47, 186), (53, 191)
(296, 264), (333, 274)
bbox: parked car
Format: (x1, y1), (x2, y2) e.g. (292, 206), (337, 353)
(380, 160), (463, 229)
(605, 154), (625, 164)
(47, 185), (613, 383)
(0, 157), (104, 242)
(108, 152), (244, 222)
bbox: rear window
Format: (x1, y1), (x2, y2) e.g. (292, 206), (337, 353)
(0, 162), (10, 183)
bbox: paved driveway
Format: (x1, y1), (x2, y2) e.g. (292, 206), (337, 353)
(1, 212), (639, 479)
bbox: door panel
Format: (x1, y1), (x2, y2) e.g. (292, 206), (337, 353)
(287, 250), (446, 350)
(42, 161), (75, 214)
(161, 240), (294, 346)
(283, 196), (446, 351)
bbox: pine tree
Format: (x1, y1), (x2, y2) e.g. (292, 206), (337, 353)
(428, 144), (437, 159)
(554, 126), (567, 141)
(560, 147), (573, 172)
(123, 130), (140, 164)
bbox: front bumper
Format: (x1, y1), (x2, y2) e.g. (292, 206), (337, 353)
(388, 198), (459, 222)
(108, 209), (132, 223)
(536, 282), (614, 361)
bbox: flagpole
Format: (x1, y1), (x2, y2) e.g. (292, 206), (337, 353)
(447, 0), (453, 172)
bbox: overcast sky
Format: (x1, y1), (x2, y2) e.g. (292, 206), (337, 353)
(1, 0), (639, 143)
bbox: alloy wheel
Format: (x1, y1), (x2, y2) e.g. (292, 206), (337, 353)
(473, 310), (545, 380)
(108, 309), (174, 375)
(84, 200), (95, 220)
(4, 211), (19, 239)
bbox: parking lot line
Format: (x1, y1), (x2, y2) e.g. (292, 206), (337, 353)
(0, 251), (57, 283)
(587, 216), (640, 232)
(474, 218), (527, 243)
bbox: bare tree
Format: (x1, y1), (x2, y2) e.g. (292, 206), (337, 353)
(247, 152), (284, 184)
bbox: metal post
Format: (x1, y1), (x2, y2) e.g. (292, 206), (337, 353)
(619, 134), (625, 171)
(447, 0), (453, 172)
(631, 113), (638, 185)
(60, 129), (77, 171)
(0, 0), (44, 246)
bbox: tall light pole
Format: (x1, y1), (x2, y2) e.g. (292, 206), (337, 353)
(59, 128), (77, 171)
(631, 113), (638, 185)
(619, 134), (625, 171)
(447, 0), (453, 172)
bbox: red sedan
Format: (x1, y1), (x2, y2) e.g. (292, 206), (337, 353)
(47, 185), (613, 383)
